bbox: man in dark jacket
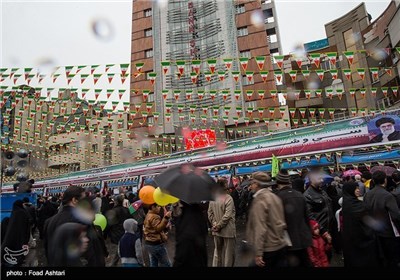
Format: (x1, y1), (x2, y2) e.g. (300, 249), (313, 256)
(364, 171), (400, 267)
(392, 171), (400, 208)
(276, 170), (312, 267)
(303, 172), (333, 250)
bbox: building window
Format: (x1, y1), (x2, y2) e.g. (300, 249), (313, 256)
(240, 50), (251, 58)
(237, 27), (248, 37)
(92, 144), (98, 153)
(246, 101), (257, 109)
(148, 93), (155, 102)
(144, 8), (152, 17)
(145, 49), (153, 58)
(117, 140), (123, 148)
(145, 28), (152, 37)
(235, 4), (245, 14)
(147, 116), (154, 125)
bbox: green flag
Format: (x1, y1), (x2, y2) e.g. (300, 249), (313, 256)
(271, 154), (279, 178)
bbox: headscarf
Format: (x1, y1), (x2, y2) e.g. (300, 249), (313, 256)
(123, 219), (138, 234)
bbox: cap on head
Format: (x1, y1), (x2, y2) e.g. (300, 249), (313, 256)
(251, 171), (271, 187)
(276, 170), (290, 185)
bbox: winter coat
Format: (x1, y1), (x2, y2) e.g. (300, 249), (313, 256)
(208, 194), (236, 238)
(307, 235), (330, 267)
(304, 186), (333, 234)
(276, 186), (312, 250)
(246, 188), (287, 256)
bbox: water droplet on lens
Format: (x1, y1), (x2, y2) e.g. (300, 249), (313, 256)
(91, 19), (114, 41)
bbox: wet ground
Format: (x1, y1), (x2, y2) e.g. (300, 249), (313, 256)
(25, 216), (343, 267)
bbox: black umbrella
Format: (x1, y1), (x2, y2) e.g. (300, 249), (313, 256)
(154, 164), (217, 203)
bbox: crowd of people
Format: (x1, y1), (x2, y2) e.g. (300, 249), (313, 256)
(1, 166), (400, 268)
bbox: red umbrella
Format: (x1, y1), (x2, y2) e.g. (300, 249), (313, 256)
(370, 165), (397, 176)
(343, 169), (362, 177)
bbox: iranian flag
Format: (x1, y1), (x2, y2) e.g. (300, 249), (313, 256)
(309, 109), (316, 118)
(121, 73), (129, 84)
(191, 60), (201, 75)
(146, 103), (153, 113)
(234, 90), (241, 101)
(289, 70), (297, 82)
(349, 88), (356, 98)
(222, 116), (229, 125)
(369, 109), (376, 118)
(263, 118), (270, 127)
(274, 70), (283, 83)
(309, 53), (321, 68)
(161, 61), (170, 75)
(223, 58), (233, 70)
(52, 74), (60, 83)
(255, 56), (265, 70)
(202, 105), (208, 114)
(233, 117), (239, 127)
(120, 63), (130, 76)
(360, 88), (366, 98)
(371, 88), (377, 97)
(178, 114), (185, 122)
(105, 64), (114, 73)
(299, 108), (306, 118)
(207, 59), (217, 74)
(221, 90), (229, 101)
(186, 90), (193, 100)
(176, 61), (186, 75)
(279, 107), (285, 118)
(224, 106), (231, 116)
(385, 68), (392, 76)
(244, 117), (250, 126)
(81, 74), (89, 84)
(343, 69), (352, 80)
(328, 108), (335, 119)
(343, 51), (354, 65)
(26, 74), (35, 85)
(65, 66), (74, 77)
(10, 68), (18, 78)
(118, 89), (126, 99)
(256, 107), (263, 118)
(93, 74), (102, 85)
(143, 90), (150, 101)
(330, 69), (338, 80)
(231, 71), (240, 83)
(236, 107), (242, 117)
(94, 89), (102, 100)
(273, 55), (285, 69)
(326, 52), (337, 66)
(336, 89), (343, 100)
(13, 74), (21, 84)
(315, 69), (324, 81)
(209, 90), (217, 101)
(197, 90), (205, 100)
(174, 90), (181, 101)
(81, 88), (89, 99)
(350, 108), (357, 117)
(292, 119), (299, 127)
(189, 105), (197, 114)
(213, 106), (219, 116)
(239, 57), (249, 71)
(370, 68), (379, 80)
(201, 115), (207, 125)
(76, 65), (86, 73)
(281, 91), (287, 100)
(268, 107), (275, 117)
(270, 90), (277, 101)
(218, 71), (226, 81)
(107, 73), (115, 83)
(302, 70), (310, 80)
(190, 114), (196, 124)
(112, 101), (119, 111)
(38, 74), (45, 84)
(289, 108), (296, 118)
(357, 68), (365, 80)
(382, 87), (388, 97)
(204, 71), (212, 82)
(135, 104), (142, 113)
(294, 57), (303, 69)
(258, 90), (265, 100)
(259, 71), (269, 83)
(246, 90), (253, 101)
(162, 90), (169, 100)
(304, 90), (311, 99)
(391, 86), (398, 97)
(123, 102), (130, 112)
(148, 72), (157, 85)
(326, 89), (334, 99)
(91, 65), (100, 74)
(245, 71), (254, 83)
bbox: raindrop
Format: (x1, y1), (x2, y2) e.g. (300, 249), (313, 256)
(250, 10), (264, 28)
(307, 80), (320, 90)
(91, 18), (114, 41)
(370, 48), (388, 61)
(216, 142), (227, 151)
(157, 0), (168, 9)
(35, 57), (57, 75)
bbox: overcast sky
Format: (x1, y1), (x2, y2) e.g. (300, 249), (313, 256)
(0, 0), (392, 103)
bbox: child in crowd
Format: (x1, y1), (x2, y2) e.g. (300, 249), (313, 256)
(307, 220), (331, 267)
(118, 219), (143, 267)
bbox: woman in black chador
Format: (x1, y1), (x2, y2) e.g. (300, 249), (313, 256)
(342, 182), (379, 267)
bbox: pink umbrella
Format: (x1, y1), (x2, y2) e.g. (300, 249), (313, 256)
(343, 169), (362, 177)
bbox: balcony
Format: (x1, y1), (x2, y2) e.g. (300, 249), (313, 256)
(47, 153), (84, 167)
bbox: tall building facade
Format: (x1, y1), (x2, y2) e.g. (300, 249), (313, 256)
(261, 0), (283, 55)
(131, 0), (281, 156)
